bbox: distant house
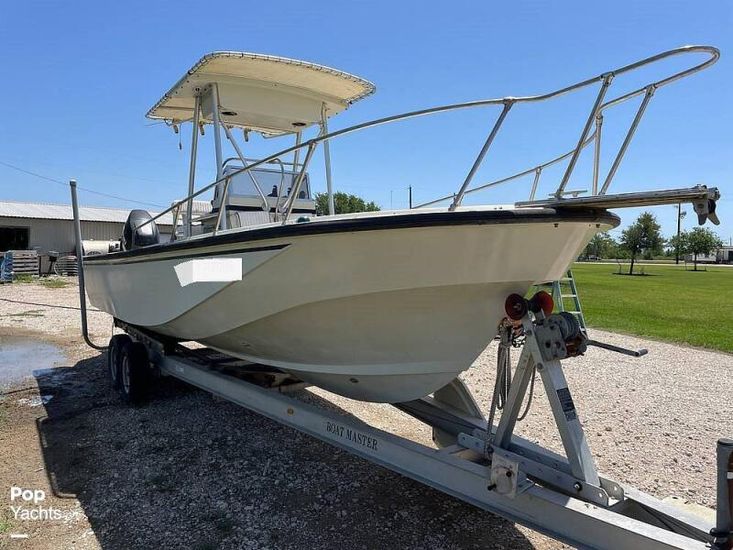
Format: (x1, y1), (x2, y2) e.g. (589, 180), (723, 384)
(0, 200), (174, 259)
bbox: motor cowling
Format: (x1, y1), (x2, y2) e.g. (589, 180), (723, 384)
(122, 210), (160, 251)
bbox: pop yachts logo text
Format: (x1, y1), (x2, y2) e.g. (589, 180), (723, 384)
(9, 487), (64, 521)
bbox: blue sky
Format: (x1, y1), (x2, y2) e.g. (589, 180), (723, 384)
(0, 0), (731, 242)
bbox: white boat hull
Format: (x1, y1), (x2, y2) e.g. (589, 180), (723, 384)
(85, 208), (618, 402)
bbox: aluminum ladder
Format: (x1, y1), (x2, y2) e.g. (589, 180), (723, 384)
(551, 269), (588, 334)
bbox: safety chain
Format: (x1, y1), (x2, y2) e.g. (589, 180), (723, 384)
(485, 318), (537, 457)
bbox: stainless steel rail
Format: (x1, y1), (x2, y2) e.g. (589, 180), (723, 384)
(221, 121), (270, 212)
(134, 45), (718, 234)
(449, 100), (513, 211)
(414, 131), (598, 209)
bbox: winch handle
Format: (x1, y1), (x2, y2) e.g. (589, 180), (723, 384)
(586, 339), (648, 358)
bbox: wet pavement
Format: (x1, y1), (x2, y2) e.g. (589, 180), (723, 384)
(0, 336), (67, 390)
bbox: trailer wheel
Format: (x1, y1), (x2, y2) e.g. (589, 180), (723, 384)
(119, 341), (150, 404)
(107, 334), (132, 389)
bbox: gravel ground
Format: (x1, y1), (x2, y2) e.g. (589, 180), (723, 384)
(0, 278), (731, 549)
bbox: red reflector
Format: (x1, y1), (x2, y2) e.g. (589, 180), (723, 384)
(505, 293), (528, 320)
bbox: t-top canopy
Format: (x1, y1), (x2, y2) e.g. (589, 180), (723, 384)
(146, 52), (376, 136)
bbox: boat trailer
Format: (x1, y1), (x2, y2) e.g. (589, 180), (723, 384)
(70, 178), (731, 548)
(91, 302), (731, 550)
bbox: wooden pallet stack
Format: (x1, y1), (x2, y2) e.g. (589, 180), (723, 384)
(0, 250), (39, 281)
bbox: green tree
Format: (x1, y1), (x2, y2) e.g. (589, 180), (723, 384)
(314, 192), (381, 216)
(582, 232), (618, 260)
(675, 227), (722, 271)
(619, 212), (664, 275)
(667, 232), (689, 261)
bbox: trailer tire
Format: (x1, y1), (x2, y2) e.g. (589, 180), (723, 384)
(107, 334), (132, 390)
(119, 341), (150, 404)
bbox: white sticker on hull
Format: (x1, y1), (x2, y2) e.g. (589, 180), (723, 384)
(174, 258), (243, 287)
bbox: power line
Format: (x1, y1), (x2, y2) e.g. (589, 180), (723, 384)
(0, 159), (165, 209)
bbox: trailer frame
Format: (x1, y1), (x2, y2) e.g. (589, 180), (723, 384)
(110, 318), (731, 550)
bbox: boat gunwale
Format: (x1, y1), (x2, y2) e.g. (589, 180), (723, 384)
(83, 207), (620, 264)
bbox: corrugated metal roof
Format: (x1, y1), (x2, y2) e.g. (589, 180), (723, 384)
(0, 200), (174, 225)
(173, 200), (212, 215)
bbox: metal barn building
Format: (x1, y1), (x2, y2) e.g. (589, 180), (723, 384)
(0, 200), (174, 256)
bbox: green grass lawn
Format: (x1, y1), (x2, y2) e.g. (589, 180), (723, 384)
(567, 263), (733, 353)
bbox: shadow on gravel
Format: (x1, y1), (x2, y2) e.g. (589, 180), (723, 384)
(35, 354), (536, 550)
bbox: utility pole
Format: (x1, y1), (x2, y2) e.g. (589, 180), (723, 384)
(675, 203), (686, 264)
(408, 185), (412, 209)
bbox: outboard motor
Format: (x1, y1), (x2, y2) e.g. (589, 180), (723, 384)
(122, 210), (160, 251)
